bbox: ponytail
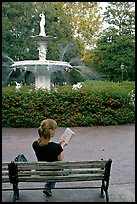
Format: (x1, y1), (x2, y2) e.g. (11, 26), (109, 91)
(38, 119), (57, 139)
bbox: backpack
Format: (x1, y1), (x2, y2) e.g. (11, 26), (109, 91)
(14, 154), (28, 162)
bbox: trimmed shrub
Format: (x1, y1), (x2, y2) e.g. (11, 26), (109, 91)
(2, 81), (135, 127)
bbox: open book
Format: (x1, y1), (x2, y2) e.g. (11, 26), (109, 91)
(60, 128), (75, 144)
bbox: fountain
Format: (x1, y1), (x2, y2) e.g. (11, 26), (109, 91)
(10, 12), (72, 91)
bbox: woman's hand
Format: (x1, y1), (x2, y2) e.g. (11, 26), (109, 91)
(59, 139), (68, 148)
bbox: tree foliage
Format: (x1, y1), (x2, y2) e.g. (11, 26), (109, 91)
(103, 2), (135, 36)
(91, 2), (135, 82)
(2, 2), (79, 62)
(63, 2), (102, 61)
(2, 2), (38, 61)
(2, 2), (102, 63)
(2, 2), (103, 85)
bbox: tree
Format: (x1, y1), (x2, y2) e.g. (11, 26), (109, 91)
(2, 2), (39, 61)
(103, 2), (135, 36)
(2, 2), (103, 85)
(2, 2), (78, 62)
(91, 2), (135, 82)
(2, 2), (81, 85)
(63, 2), (102, 61)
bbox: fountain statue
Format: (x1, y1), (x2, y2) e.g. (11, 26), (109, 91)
(39, 12), (46, 37)
(10, 12), (72, 91)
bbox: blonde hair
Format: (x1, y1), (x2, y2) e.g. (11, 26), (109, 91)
(38, 119), (57, 139)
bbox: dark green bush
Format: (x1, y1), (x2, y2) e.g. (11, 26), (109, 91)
(2, 81), (135, 127)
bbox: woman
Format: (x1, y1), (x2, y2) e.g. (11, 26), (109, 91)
(32, 119), (67, 196)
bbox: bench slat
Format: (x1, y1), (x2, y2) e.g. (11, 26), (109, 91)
(17, 164), (106, 171)
(2, 171), (9, 176)
(18, 169), (104, 177)
(16, 160), (107, 165)
(16, 160), (107, 168)
(18, 175), (104, 182)
(2, 177), (9, 183)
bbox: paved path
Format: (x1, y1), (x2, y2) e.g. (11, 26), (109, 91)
(2, 124), (135, 202)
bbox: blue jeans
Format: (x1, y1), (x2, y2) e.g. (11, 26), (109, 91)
(45, 181), (56, 189)
(45, 168), (71, 189)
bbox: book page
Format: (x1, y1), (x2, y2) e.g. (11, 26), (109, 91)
(60, 128), (75, 144)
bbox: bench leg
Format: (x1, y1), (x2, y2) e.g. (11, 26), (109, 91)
(100, 180), (110, 202)
(13, 183), (20, 201)
(100, 180), (105, 198)
(105, 189), (109, 202)
(100, 188), (109, 202)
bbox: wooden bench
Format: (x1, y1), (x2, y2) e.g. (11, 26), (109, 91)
(2, 159), (112, 202)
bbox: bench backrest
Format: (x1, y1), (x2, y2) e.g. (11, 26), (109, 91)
(2, 160), (112, 183)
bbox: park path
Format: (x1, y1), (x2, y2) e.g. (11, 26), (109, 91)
(2, 124), (135, 202)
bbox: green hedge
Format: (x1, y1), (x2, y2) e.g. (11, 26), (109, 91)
(2, 81), (135, 127)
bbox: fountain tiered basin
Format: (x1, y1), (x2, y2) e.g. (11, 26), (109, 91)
(10, 13), (72, 90)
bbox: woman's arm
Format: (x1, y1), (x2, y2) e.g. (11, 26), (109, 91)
(57, 140), (67, 161)
(57, 151), (64, 161)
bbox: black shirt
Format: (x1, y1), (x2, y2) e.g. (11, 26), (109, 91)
(32, 141), (63, 162)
